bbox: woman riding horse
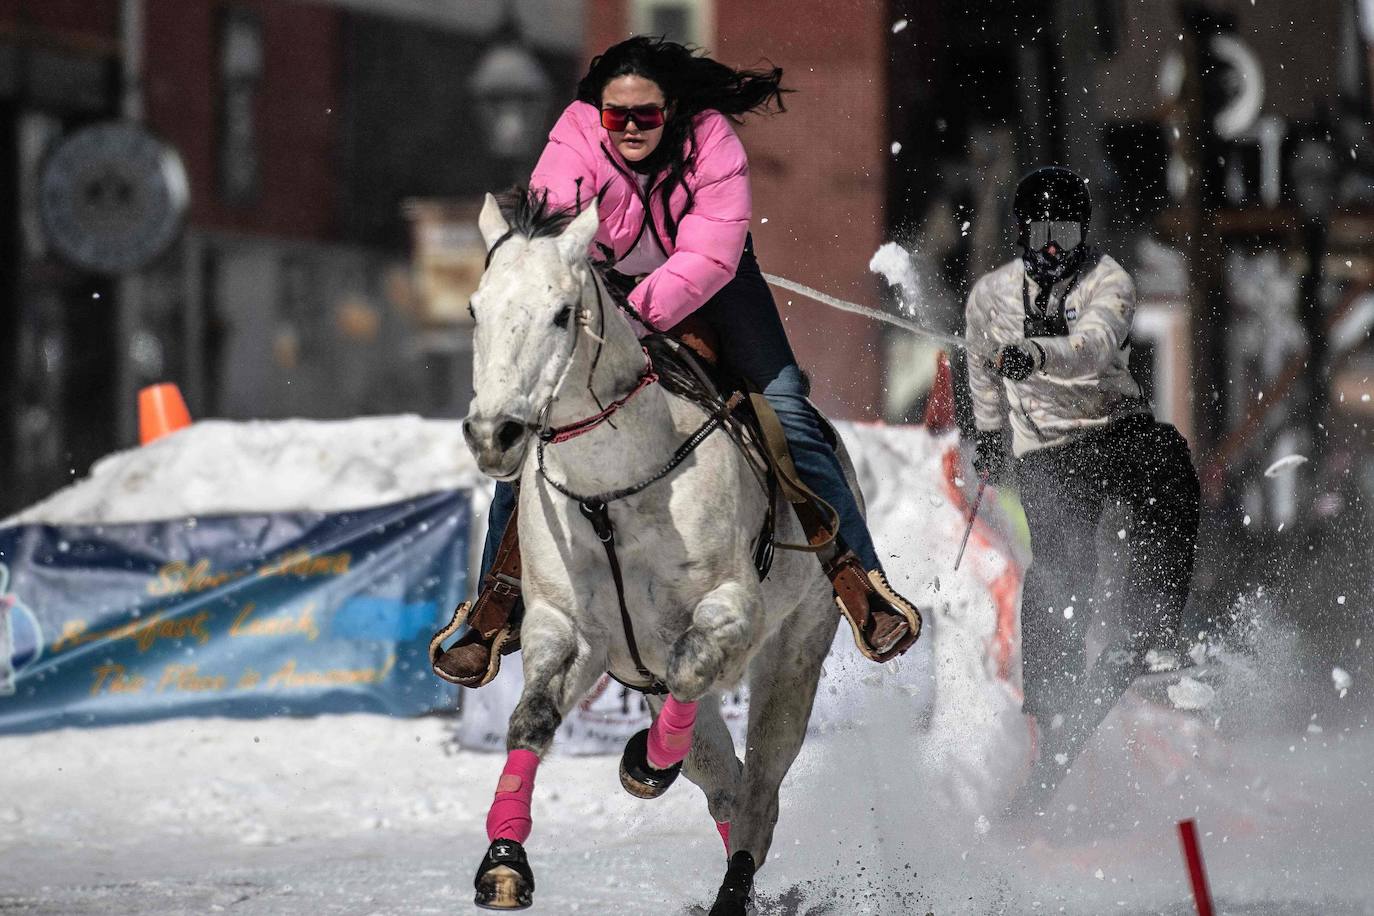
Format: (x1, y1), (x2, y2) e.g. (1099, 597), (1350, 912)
(437, 36), (920, 687)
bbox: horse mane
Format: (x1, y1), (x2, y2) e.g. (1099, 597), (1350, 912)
(497, 187), (578, 240)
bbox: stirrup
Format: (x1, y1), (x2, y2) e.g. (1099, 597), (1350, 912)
(430, 600), (518, 688)
(829, 555), (922, 663)
(432, 504), (523, 688)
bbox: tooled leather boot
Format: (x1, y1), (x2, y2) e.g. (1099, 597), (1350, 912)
(825, 549), (922, 662)
(429, 508), (524, 688)
(789, 496), (921, 662)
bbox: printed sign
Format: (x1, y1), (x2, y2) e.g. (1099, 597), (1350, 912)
(0, 491), (468, 734)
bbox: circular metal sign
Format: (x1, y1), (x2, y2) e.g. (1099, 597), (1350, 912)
(1157, 34), (1265, 141)
(38, 121), (190, 275)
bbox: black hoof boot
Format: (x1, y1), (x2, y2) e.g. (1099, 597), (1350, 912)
(708, 850), (756, 916)
(618, 728), (682, 799)
(474, 838), (534, 910)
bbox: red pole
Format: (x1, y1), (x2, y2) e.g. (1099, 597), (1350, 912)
(1178, 819), (1216, 916)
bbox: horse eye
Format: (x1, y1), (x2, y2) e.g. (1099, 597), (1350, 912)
(467, 301), (476, 320)
(553, 304), (573, 328)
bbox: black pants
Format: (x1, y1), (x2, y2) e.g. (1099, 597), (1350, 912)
(1015, 413), (1200, 788)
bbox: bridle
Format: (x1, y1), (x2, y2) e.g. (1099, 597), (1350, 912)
(534, 270), (659, 447)
(485, 229), (660, 451)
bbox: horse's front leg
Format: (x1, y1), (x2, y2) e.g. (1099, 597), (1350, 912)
(620, 580), (755, 800)
(475, 602), (601, 911)
(709, 599), (834, 916)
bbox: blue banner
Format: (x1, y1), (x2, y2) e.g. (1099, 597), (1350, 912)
(0, 491), (469, 734)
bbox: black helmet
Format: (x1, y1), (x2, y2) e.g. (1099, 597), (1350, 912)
(1013, 166), (1091, 227)
(1013, 166), (1091, 287)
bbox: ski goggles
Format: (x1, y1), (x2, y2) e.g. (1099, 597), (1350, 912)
(600, 105), (667, 132)
(1025, 220), (1084, 251)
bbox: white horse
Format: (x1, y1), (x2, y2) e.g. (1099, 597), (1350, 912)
(462, 190), (862, 914)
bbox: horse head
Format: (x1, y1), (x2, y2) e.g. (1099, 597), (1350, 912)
(463, 191), (601, 479)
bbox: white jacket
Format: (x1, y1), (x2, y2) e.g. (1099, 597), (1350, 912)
(965, 252), (1149, 456)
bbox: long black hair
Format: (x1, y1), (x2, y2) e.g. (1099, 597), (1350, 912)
(575, 36), (789, 241)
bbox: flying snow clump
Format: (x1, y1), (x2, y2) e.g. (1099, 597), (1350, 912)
(1168, 676), (1216, 710)
(1263, 454), (1308, 477)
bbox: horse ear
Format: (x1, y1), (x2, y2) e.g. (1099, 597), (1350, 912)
(556, 204), (600, 263)
(478, 193), (510, 252)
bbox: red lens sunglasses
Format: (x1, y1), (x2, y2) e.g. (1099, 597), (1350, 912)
(600, 105), (666, 131)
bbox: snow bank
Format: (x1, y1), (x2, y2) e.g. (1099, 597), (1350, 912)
(3, 415), (485, 526)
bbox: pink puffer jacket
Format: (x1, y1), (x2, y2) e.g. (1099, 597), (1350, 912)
(530, 100), (752, 330)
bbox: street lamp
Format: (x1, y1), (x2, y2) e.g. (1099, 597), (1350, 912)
(468, 10), (553, 180)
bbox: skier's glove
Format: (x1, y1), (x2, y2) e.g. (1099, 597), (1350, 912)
(993, 343), (1038, 381)
(972, 430), (1007, 482)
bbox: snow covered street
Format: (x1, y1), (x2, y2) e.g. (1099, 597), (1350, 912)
(1, 417), (1371, 914)
(3, 687), (1370, 915)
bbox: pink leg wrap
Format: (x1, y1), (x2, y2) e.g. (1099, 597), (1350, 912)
(716, 820), (731, 852)
(486, 749), (540, 843)
(646, 696), (698, 771)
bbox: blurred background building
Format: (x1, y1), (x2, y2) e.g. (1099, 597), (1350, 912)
(0, 0), (581, 514)
(2, 0), (1373, 629)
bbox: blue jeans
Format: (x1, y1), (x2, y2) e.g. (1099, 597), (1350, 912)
(479, 240), (881, 587)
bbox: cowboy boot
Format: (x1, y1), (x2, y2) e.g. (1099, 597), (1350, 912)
(825, 549), (922, 662)
(430, 507), (523, 688)
(787, 496), (921, 662)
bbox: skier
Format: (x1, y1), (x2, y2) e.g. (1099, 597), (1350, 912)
(433, 36), (921, 688)
(964, 166), (1202, 814)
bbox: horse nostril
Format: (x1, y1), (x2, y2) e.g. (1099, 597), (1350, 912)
(495, 420), (525, 452)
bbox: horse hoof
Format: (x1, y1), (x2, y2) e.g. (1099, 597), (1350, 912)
(708, 850), (756, 916)
(619, 728), (682, 799)
(474, 839), (534, 910)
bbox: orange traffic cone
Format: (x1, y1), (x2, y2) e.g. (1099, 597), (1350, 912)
(138, 383), (192, 445)
(923, 351), (956, 431)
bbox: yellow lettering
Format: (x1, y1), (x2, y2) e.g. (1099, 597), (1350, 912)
(156, 663), (227, 693)
(135, 617), (163, 652)
(147, 559), (245, 597)
(90, 662), (145, 695)
(258, 551), (351, 580)
(229, 603), (257, 637)
(230, 602), (319, 641)
(52, 620), (90, 653)
(146, 561), (189, 597)
(299, 603), (320, 641)
(264, 654), (395, 689)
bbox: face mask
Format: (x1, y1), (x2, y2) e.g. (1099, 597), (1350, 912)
(1021, 220), (1085, 287)
(1024, 220), (1082, 251)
